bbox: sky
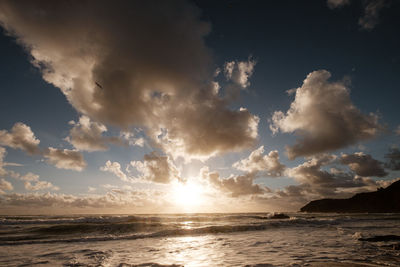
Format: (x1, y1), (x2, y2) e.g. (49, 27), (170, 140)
(0, 0), (399, 214)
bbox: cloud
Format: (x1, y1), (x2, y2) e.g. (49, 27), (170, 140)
(88, 186), (97, 193)
(66, 115), (109, 151)
(24, 180), (59, 191)
(358, 0), (389, 30)
(17, 172), (59, 191)
(0, 147), (21, 179)
(0, 190), (164, 212)
(120, 131), (145, 147)
(19, 172), (39, 181)
(66, 116), (143, 151)
(130, 152), (180, 184)
(223, 58), (256, 89)
(0, 147), (8, 177)
(0, 0), (259, 160)
(200, 167), (268, 197)
(285, 154), (387, 199)
(0, 123), (87, 172)
(153, 105), (259, 160)
(270, 70), (380, 159)
(340, 152), (387, 177)
(43, 147), (86, 171)
(327, 0), (350, 9)
(0, 122), (40, 155)
(287, 154), (338, 185)
(233, 146), (285, 176)
(0, 178), (13, 194)
(327, 0), (391, 30)
(395, 126), (400, 135)
(384, 148), (400, 171)
(100, 161), (130, 182)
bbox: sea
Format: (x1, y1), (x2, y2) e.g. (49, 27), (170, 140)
(0, 213), (399, 267)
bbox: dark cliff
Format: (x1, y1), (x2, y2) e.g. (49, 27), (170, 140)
(300, 180), (400, 213)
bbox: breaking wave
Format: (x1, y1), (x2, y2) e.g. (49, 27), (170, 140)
(2, 213), (400, 246)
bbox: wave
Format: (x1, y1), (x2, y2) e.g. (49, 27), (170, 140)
(0, 223), (275, 246)
(5, 213), (397, 225)
(0, 215), (139, 225)
(0, 217), (369, 246)
(2, 213), (399, 246)
(0, 213), (292, 226)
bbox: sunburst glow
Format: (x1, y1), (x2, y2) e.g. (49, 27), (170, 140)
(172, 181), (205, 208)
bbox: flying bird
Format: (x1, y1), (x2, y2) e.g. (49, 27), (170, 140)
(95, 82), (103, 89)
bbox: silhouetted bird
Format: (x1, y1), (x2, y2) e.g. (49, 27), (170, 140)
(95, 82), (103, 89)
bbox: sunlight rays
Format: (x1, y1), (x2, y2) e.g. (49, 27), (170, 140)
(171, 180), (206, 209)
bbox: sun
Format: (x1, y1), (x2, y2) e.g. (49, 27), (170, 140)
(172, 180), (205, 208)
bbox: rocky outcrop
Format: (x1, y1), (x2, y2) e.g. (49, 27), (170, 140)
(300, 180), (400, 213)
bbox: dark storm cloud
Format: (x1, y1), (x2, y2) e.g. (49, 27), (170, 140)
(0, 0), (259, 160)
(340, 152), (387, 177)
(384, 148), (400, 171)
(285, 154), (387, 198)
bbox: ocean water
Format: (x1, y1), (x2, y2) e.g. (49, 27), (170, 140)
(0, 213), (399, 266)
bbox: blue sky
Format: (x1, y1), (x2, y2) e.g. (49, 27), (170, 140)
(0, 0), (399, 214)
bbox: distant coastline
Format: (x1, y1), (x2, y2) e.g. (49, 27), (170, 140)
(300, 180), (400, 213)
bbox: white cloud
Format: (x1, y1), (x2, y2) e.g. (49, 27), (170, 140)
(24, 180), (59, 191)
(224, 58), (256, 89)
(130, 152), (180, 184)
(0, 147), (21, 179)
(66, 116), (145, 151)
(0, 178), (13, 194)
(0, 123), (40, 155)
(66, 115), (109, 151)
(100, 161), (130, 182)
(200, 167), (269, 197)
(0, 190), (165, 212)
(43, 147), (86, 171)
(88, 186), (97, 193)
(14, 172), (59, 191)
(0, 147), (8, 177)
(270, 70), (380, 159)
(233, 146), (285, 176)
(19, 172), (39, 181)
(120, 131), (145, 147)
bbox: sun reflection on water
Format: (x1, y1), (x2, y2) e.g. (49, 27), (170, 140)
(162, 235), (226, 267)
(181, 221), (194, 229)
